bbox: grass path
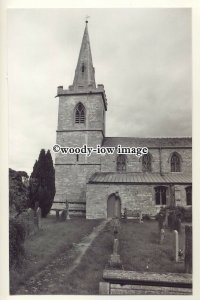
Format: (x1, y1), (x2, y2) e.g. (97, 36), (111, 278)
(15, 219), (109, 295)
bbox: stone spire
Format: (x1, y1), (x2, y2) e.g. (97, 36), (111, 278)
(72, 21), (96, 90)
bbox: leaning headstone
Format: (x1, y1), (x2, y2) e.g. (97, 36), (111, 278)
(185, 225), (192, 273)
(174, 230), (179, 262)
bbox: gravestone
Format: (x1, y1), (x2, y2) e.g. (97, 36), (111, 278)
(173, 230), (179, 262)
(61, 209), (67, 221)
(160, 228), (165, 244)
(66, 200), (70, 220)
(27, 208), (35, 235)
(111, 217), (120, 238)
(157, 211), (165, 231)
(109, 238), (122, 268)
(139, 211), (143, 224)
(36, 207), (42, 228)
(123, 208), (127, 222)
(164, 209), (169, 227)
(56, 210), (60, 220)
(185, 225), (192, 273)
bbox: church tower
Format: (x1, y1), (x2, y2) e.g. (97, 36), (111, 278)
(52, 22), (107, 215)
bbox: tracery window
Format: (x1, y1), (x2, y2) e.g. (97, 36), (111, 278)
(142, 153), (152, 172)
(171, 152), (181, 172)
(116, 154), (126, 172)
(185, 186), (192, 206)
(75, 103), (85, 124)
(155, 186), (167, 205)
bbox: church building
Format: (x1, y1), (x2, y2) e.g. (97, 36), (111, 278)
(52, 22), (192, 219)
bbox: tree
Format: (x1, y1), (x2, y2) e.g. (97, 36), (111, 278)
(9, 168), (29, 217)
(30, 149), (55, 217)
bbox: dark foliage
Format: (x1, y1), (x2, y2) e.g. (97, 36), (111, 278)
(30, 149), (55, 217)
(142, 214), (151, 221)
(9, 218), (26, 267)
(9, 168), (29, 216)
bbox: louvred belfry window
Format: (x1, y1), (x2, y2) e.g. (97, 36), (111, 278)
(171, 152), (181, 172)
(75, 103), (85, 124)
(142, 153), (152, 172)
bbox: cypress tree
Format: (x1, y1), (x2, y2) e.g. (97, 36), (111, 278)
(30, 149), (55, 217)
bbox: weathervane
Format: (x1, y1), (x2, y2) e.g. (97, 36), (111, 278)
(85, 15), (90, 23)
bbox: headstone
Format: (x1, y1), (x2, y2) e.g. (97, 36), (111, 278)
(123, 208), (127, 222)
(174, 230), (179, 262)
(185, 225), (192, 273)
(158, 211), (165, 231)
(176, 217), (182, 233)
(66, 200), (70, 220)
(160, 228), (165, 244)
(164, 209), (169, 227)
(109, 238), (122, 268)
(56, 210), (60, 220)
(111, 217), (120, 238)
(61, 209), (67, 221)
(113, 238), (119, 255)
(36, 207), (42, 228)
(139, 211), (143, 223)
(27, 208), (35, 235)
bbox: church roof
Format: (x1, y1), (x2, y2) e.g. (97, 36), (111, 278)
(89, 172), (192, 184)
(102, 137), (192, 148)
(72, 21), (96, 90)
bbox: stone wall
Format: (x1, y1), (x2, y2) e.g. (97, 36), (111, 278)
(86, 183), (190, 219)
(55, 164), (101, 203)
(101, 148), (192, 174)
(57, 94), (105, 133)
(54, 91), (106, 204)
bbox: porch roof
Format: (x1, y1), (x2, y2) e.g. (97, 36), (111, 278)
(88, 172), (192, 185)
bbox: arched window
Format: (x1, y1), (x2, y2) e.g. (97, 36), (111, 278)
(155, 186), (167, 205)
(171, 152), (181, 172)
(142, 153), (152, 172)
(185, 186), (192, 205)
(116, 154), (126, 172)
(75, 103), (85, 124)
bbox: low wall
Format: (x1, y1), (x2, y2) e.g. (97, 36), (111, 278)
(99, 269), (192, 295)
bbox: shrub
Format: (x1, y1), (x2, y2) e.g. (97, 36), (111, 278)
(142, 214), (151, 221)
(9, 218), (26, 267)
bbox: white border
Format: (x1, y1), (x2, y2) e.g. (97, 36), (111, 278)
(1, 1), (200, 300)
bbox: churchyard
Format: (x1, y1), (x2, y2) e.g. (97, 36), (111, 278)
(11, 213), (192, 295)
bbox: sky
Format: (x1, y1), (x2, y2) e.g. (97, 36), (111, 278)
(8, 8), (192, 175)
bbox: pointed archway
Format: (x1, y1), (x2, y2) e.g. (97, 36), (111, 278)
(107, 193), (121, 219)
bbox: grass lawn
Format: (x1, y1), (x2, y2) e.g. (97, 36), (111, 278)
(59, 221), (114, 294)
(10, 216), (100, 294)
(119, 220), (186, 273)
(11, 218), (189, 295)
